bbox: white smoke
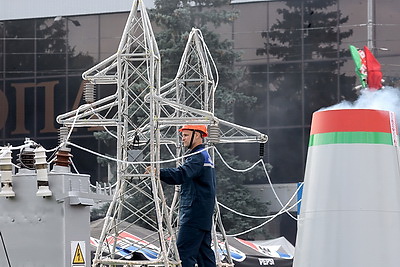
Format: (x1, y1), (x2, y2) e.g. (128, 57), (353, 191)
(319, 86), (400, 125)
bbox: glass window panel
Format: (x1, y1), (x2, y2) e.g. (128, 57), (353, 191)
(339, 1), (368, 51)
(269, 63), (302, 126)
(264, 1), (290, 63)
(339, 67), (358, 102)
(267, 128), (304, 183)
(375, 0), (398, 25)
(375, 24), (400, 55)
(234, 142), (267, 170)
(3, 79), (35, 137)
(268, 1), (287, 27)
(69, 136), (101, 184)
(96, 83), (117, 100)
(373, 0), (400, 88)
(36, 18), (67, 39)
(68, 15), (99, 66)
(0, 34), (3, 73)
(68, 53), (95, 73)
(5, 19), (35, 38)
(6, 39), (34, 54)
(266, 1), (302, 63)
(0, 54), (3, 72)
(0, 23), (4, 38)
(0, 85), (7, 139)
(232, 2), (268, 63)
(234, 64), (269, 128)
(99, 13), (129, 61)
(304, 62), (340, 125)
(35, 139), (59, 155)
(35, 77), (66, 137)
(304, 126), (310, 151)
(37, 54), (66, 75)
(5, 54), (34, 77)
(303, 2), (340, 60)
(36, 39), (67, 54)
(67, 76), (86, 112)
(339, 0), (368, 25)
(377, 54), (400, 87)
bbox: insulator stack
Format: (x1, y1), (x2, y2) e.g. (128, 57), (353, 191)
(59, 126), (69, 146)
(18, 147), (36, 170)
(208, 124), (220, 144)
(54, 147), (73, 168)
(259, 142), (265, 158)
(0, 148), (15, 197)
(34, 146), (52, 197)
(84, 82), (96, 103)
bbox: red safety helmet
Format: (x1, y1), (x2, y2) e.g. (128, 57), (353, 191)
(178, 125), (208, 137)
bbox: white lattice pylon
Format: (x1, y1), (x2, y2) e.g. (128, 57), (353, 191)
(58, 1), (180, 266)
(56, 0), (268, 266)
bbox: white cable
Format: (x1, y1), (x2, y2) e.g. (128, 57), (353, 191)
(101, 125), (117, 139)
(90, 181), (118, 191)
(214, 146), (298, 220)
(226, 199), (301, 237)
(45, 145), (62, 154)
(3, 135), (303, 228)
(65, 105), (84, 144)
(164, 143), (180, 161)
(218, 201), (275, 219)
(260, 160), (298, 220)
(214, 147), (262, 172)
(89, 106), (118, 139)
(218, 182), (303, 219)
(0, 143), (33, 151)
(70, 158), (80, 174)
(66, 141), (212, 165)
(12, 163), (20, 169)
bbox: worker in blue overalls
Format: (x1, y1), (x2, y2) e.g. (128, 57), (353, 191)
(147, 125), (216, 267)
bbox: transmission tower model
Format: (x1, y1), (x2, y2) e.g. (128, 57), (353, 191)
(57, 0), (268, 266)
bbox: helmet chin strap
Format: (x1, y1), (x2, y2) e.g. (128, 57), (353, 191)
(188, 130), (196, 149)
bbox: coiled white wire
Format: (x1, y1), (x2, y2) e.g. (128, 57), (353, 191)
(214, 147), (300, 220)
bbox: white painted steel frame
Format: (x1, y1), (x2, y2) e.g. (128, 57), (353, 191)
(57, 1), (268, 266)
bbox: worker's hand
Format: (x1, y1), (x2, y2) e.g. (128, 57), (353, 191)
(144, 166), (155, 174)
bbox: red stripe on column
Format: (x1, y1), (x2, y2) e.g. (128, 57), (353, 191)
(310, 109), (392, 135)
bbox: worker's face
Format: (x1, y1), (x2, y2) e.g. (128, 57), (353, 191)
(181, 130), (200, 148)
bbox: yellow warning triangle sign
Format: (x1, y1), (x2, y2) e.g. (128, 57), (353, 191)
(73, 243), (85, 264)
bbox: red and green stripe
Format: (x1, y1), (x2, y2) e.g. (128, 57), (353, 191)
(309, 109), (396, 146)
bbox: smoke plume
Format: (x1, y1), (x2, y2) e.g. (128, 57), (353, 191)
(319, 87), (400, 125)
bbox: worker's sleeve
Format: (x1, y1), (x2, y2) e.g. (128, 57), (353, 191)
(159, 154), (204, 185)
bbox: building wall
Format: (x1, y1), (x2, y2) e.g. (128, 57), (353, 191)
(0, 0), (154, 20)
(229, 0), (400, 183)
(0, 13), (129, 182)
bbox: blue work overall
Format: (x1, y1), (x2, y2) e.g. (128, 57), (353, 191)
(160, 144), (216, 267)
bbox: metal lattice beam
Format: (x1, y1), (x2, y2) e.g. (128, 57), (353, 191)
(56, 1), (268, 266)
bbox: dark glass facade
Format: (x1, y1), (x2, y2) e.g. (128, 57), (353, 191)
(0, 14), (128, 182)
(230, 0), (400, 183)
(1, 0), (399, 185)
